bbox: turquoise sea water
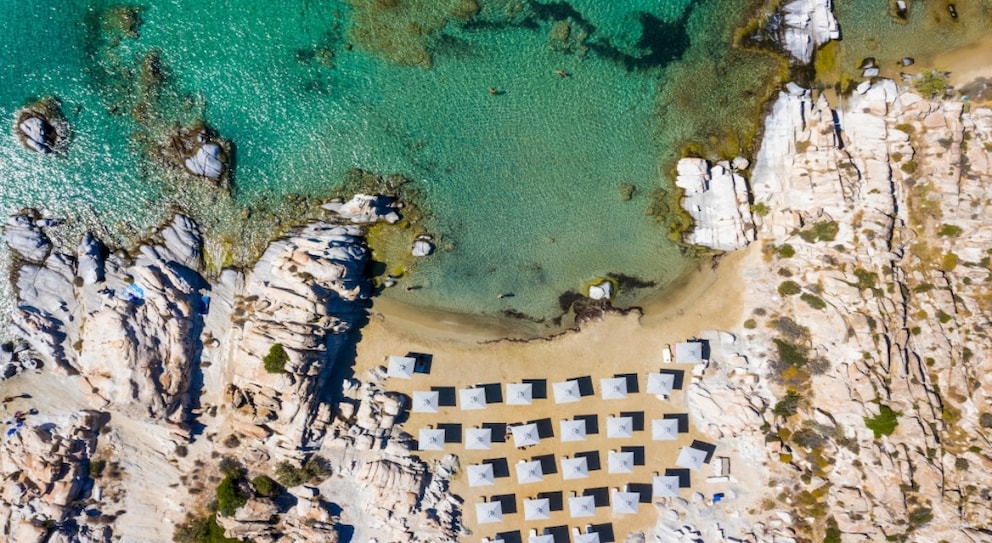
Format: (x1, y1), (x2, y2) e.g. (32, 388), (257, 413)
(1, 0), (737, 326)
(7, 0), (973, 328)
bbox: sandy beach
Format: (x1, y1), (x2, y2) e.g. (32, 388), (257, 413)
(348, 246), (755, 539)
(927, 33), (992, 90)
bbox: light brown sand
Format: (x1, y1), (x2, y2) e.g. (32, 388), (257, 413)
(926, 34), (992, 89)
(352, 246), (754, 540)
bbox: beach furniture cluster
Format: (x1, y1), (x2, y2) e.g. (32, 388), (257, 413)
(383, 341), (722, 542)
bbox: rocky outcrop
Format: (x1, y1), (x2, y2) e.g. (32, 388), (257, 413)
(220, 222), (370, 450)
(169, 124), (230, 184)
(780, 0), (840, 64)
(0, 410), (111, 542)
(318, 378), (462, 542)
(322, 193), (401, 224)
(7, 214), (207, 425)
(671, 80), (992, 541)
(676, 158), (756, 251)
(13, 98), (70, 154)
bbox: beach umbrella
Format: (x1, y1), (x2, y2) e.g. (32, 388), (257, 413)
(612, 491), (640, 514)
(516, 460), (544, 484)
(646, 372), (675, 396)
(676, 446), (707, 470)
(561, 456), (590, 480)
(511, 423), (541, 447)
(606, 416), (634, 438)
(653, 475), (681, 497)
(523, 498), (551, 521)
(529, 535), (555, 543)
(418, 428), (445, 451)
(460, 387), (487, 410)
(574, 533), (601, 543)
(651, 418), (680, 441)
(568, 495), (596, 518)
(560, 419), (587, 442)
(607, 450), (635, 474)
(386, 355), (416, 379)
(412, 390), (440, 413)
(506, 383), (534, 406)
(465, 427), (493, 450)
(674, 341), (704, 363)
(600, 377), (628, 400)
(552, 380), (581, 404)
(476, 501), (504, 524)
(467, 463), (495, 487)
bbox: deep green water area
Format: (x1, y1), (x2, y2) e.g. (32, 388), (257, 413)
(1, 1), (982, 329)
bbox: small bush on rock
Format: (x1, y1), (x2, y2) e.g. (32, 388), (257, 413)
(263, 343), (289, 374)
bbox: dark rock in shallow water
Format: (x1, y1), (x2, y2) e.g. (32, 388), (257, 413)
(167, 123), (231, 186)
(185, 142), (225, 179)
(13, 98), (70, 154)
(858, 57), (877, 70)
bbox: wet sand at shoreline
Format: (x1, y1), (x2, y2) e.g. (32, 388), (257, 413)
(926, 33), (992, 90)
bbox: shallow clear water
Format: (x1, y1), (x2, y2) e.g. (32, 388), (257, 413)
(4, 1), (974, 328)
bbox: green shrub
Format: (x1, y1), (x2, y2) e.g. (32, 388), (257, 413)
(743, 318), (757, 329)
(908, 507), (934, 528)
(263, 344), (289, 374)
(274, 456), (331, 487)
(173, 514), (241, 543)
(251, 475), (279, 498)
(218, 457), (245, 479)
(89, 459), (106, 479)
(914, 69), (949, 98)
(774, 338), (809, 368)
(778, 281), (802, 297)
(798, 221), (839, 243)
(824, 516), (842, 543)
(215, 474), (248, 517)
(864, 404), (900, 438)
(901, 160), (918, 174)
(791, 427), (827, 449)
(852, 268), (878, 290)
(979, 412), (992, 428)
(800, 293), (827, 310)
(751, 202), (770, 217)
(772, 389), (802, 418)
(776, 244), (796, 258)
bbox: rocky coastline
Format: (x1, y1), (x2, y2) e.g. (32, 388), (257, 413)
(0, 197), (461, 542)
(2, 1), (992, 542)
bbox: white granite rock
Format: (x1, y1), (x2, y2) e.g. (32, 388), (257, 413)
(4, 214), (52, 263)
(411, 238), (434, 257)
(780, 0), (840, 64)
(184, 142), (224, 179)
(18, 117), (51, 154)
(322, 194), (401, 224)
(676, 158), (755, 251)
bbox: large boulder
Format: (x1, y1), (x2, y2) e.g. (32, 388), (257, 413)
(675, 158), (755, 251)
(4, 214), (52, 263)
